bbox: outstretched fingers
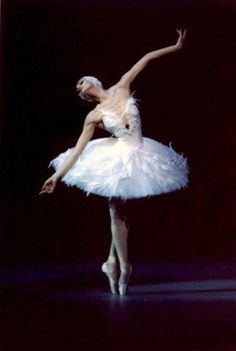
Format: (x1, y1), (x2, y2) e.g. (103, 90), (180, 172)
(38, 188), (53, 195)
(176, 28), (187, 38)
(175, 28), (187, 49)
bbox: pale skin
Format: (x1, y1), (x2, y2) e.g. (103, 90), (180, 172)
(39, 29), (186, 280)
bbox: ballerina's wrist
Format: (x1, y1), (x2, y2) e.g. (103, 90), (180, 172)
(52, 174), (59, 182)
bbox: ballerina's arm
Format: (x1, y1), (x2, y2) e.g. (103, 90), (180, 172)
(39, 112), (98, 194)
(118, 29), (186, 88)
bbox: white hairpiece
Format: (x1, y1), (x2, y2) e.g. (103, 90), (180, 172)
(82, 76), (103, 88)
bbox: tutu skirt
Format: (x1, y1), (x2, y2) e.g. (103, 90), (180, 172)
(49, 136), (189, 200)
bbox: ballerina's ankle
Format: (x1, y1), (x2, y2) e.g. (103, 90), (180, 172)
(107, 256), (116, 264)
(120, 262), (132, 272)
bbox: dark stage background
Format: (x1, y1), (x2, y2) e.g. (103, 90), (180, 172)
(1, 0), (236, 266)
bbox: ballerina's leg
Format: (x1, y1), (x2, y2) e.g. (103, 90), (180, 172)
(108, 199), (132, 295)
(108, 199), (129, 266)
(102, 198), (132, 295)
(107, 239), (117, 263)
(101, 201), (120, 294)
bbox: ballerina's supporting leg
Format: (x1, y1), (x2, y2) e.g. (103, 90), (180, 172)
(102, 199), (132, 295)
(107, 199), (132, 295)
(108, 199), (128, 265)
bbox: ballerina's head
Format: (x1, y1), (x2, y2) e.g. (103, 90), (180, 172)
(76, 76), (104, 102)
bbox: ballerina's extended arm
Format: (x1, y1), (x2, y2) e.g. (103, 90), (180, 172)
(39, 112), (98, 195)
(118, 29), (186, 88)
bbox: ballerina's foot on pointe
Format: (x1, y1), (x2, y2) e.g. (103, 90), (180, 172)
(118, 263), (133, 296)
(101, 259), (118, 295)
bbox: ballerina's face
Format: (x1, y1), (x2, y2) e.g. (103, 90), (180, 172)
(76, 77), (105, 102)
(76, 79), (93, 96)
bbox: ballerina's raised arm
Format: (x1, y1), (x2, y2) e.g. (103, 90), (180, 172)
(116, 29), (186, 90)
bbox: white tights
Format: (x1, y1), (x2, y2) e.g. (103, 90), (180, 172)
(107, 199), (130, 269)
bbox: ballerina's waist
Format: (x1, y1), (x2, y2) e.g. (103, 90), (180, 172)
(111, 134), (143, 147)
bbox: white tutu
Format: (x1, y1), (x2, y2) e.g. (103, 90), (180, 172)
(49, 97), (189, 200)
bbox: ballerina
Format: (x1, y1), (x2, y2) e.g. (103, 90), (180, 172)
(39, 29), (189, 296)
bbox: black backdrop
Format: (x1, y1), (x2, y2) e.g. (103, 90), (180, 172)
(1, 0), (236, 266)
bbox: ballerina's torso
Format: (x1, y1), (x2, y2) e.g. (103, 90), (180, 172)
(92, 86), (143, 141)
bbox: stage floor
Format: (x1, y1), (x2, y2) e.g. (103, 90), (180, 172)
(2, 261), (236, 351)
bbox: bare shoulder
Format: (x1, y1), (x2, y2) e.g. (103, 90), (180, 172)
(108, 82), (131, 96)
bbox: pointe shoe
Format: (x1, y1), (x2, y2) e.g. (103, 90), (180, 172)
(101, 261), (118, 294)
(118, 264), (133, 296)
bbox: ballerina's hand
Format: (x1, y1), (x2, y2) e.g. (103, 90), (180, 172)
(175, 29), (187, 49)
(39, 176), (58, 195)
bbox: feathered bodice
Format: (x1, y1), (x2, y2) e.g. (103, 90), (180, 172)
(99, 96), (143, 143)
